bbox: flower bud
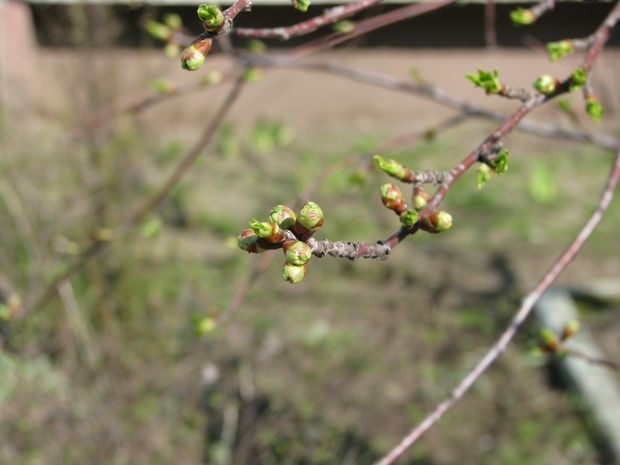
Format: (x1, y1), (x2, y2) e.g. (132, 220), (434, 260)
(181, 38), (213, 71)
(249, 219), (284, 243)
(284, 240), (312, 266)
(490, 149), (509, 175)
(465, 68), (502, 95)
(380, 184), (406, 213)
(293, 0), (311, 12)
(533, 75), (559, 94)
(294, 201), (323, 240)
(561, 319), (580, 341)
(197, 4), (224, 31)
(419, 211), (452, 233)
(270, 205), (296, 230)
(373, 155), (414, 182)
(145, 21), (172, 41)
(399, 209), (419, 227)
(547, 40), (575, 62)
(510, 7), (535, 25)
(586, 94), (604, 122)
(282, 261), (308, 284)
(569, 67), (587, 92)
(539, 327), (559, 352)
(237, 229), (266, 254)
(412, 185), (430, 211)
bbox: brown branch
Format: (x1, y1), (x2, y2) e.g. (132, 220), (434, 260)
(287, 0), (457, 59)
(375, 140), (620, 465)
(562, 345), (620, 371)
(234, 0), (383, 40)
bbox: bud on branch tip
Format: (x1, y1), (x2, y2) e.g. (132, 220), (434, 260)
(547, 40), (575, 62)
(283, 261), (308, 283)
(465, 68), (502, 95)
(373, 155), (410, 182)
(293, 0), (311, 12)
(510, 7), (536, 25)
(419, 211), (452, 234)
(197, 4), (224, 31)
(181, 38), (212, 71)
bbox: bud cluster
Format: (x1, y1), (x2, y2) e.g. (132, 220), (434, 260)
(237, 202), (324, 284)
(145, 13), (185, 58)
(374, 155), (452, 234)
(538, 319), (580, 354)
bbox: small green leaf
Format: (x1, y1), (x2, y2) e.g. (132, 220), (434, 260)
(477, 163), (492, 189)
(465, 68), (502, 94)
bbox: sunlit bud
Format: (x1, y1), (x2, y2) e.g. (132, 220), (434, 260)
(163, 12), (182, 29)
(539, 327), (559, 352)
(477, 163), (492, 189)
(510, 7), (536, 25)
(237, 229), (266, 253)
(561, 319), (580, 341)
(412, 185), (430, 211)
(145, 21), (172, 41)
(569, 67), (587, 92)
(197, 4), (224, 31)
(380, 184), (406, 213)
(282, 261), (308, 284)
(270, 205), (297, 230)
(533, 75), (559, 94)
(164, 43), (180, 58)
(243, 68), (262, 82)
(293, 0), (311, 12)
(399, 209), (419, 227)
(547, 40), (575, 62)
(373, 155), (414, 182)
(181, 38), (213, 71)
(284, 240), (312, 266)
(586, 94), (604, 122)
(490, 149), (509, 175)
(419, 211), (452, 233)
(150, 78), (176, 94)
(297, 202), (323, 229)
(465, 68), (502, 95)
(249, 219), (285, 243)
(332, 20), (355, 33)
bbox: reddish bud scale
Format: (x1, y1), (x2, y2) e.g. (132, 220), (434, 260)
(418, 211), (452, 233)
(380, 184), (407, 215)
(412, 185), (430, 211)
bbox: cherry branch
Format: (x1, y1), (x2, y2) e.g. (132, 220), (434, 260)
(233, 0), (383, 40)
(375, 140), (620, 465)
(562, 346), (620, 371)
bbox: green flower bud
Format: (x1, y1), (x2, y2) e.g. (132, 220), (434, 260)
(150, 78), (175, 94)
(561, 319), (580, 341)
(163, 12), (183, 29)
(145, 21), (171, 41)
(270, 205), (296, 230)
(249, 219), (282, 243)
(547, 40), (574, 62)
(237, 229), (265, 254)
(373, 155), (412, 182)
(296, 201), (324, 231)
(332, 20), (355, 33)
(465, 68), (502, 95)
(586, 95), (604, 122)
(569, 67), (587, 92)
(419, 211), (452, 234)
(412, 185), (429, 211)
(293, 0), (311, 12)
(243, 68), (262, 82)
(510, 7), (536, 25)
(284, 240), (312, 266)
(181, 38), (212, 71)
(477, 163), (492, 189)
(197, 4), (224, 31)
(533, 75), (558, 94)
(380, 184), (406, 213)
(539, 327), (559, 352)
(490, 149), (509, 176)
(399, 209), (419, 227)
(282, 261), (308, 284)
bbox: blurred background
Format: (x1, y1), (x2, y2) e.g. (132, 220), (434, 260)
(1, 1), (620, 464)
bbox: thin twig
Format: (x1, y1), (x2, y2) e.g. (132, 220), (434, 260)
(234, 0), (383, 40)
(375, 141), (620, 465)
